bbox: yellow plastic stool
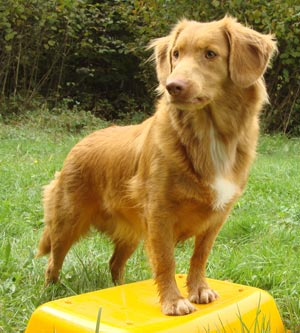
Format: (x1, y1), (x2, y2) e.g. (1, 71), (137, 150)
(25, 274), (286, 333)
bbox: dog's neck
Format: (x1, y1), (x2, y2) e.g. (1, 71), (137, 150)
(161, 81), (266, 181)
(166, 103), (233, 180)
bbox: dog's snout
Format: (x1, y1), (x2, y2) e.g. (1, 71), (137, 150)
(166, 79), (188, 96)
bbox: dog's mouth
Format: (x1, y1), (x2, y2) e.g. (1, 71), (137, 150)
(190, 96), (210, 104)
(169, 95), (210, 108)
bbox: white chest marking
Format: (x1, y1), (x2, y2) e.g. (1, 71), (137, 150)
(210, 127), (228, 174)
(211, 177), (238, 211)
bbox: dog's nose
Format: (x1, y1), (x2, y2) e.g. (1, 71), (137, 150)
(166, 79), (188, 96)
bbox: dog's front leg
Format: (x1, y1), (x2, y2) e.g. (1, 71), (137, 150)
(187, 222), (224, 304)
(146, 213), (196, 316)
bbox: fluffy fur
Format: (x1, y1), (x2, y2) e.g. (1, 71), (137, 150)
(37, 17), (277, 315)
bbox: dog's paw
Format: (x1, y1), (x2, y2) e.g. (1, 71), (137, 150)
(162, 298), (196, 316)
(189, 288), (219, 304)
(44, 264), (60, 286)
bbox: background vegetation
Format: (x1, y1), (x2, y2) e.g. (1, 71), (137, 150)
(0, 0), (299, 133)
(0, 110), (299, 332)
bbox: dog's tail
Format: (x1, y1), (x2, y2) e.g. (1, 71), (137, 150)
(36, 173), (61, 258)
(36, 226), (51, 258)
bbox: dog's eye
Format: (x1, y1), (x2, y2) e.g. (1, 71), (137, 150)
(173, 50), (179, 59)
(205, 50), (217, 59)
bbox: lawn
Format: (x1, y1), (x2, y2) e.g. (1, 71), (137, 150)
(0, 110), (299, 332)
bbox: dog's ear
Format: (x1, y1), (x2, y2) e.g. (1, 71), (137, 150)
(148, 20), (189, 93)
(224, 17), (277, 88)
(148, 36), (171, 91)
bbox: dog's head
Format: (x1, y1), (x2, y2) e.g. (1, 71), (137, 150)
(150, 17), (277, 110)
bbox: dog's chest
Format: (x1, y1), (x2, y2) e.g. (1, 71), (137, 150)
(211, 176), (239, 210)
(209, 128), (240, 210)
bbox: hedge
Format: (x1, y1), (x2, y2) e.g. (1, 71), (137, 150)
(0, 0), (299, 134)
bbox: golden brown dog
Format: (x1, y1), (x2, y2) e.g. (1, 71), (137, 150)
(37, 17), (276, 315)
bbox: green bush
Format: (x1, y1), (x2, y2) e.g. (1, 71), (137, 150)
(0, 0), (299, 133)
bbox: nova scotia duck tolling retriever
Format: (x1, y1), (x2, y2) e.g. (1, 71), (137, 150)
(37, 16), (277, 315)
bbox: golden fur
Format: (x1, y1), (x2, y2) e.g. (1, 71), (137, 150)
(37, 17), (276, 315)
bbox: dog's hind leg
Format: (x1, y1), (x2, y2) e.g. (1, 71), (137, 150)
(109, 239), (139, 285)
(44, 212), (92, 285)
(45, 231), (73, 284)
(44, 216), (81, 284)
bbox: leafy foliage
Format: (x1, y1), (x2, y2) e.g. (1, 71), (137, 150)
(0, 0), (299, 133)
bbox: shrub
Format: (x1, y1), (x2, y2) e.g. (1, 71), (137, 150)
(0, 0), (299, 133)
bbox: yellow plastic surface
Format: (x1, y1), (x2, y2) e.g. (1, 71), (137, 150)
(25, 275), (286, 333)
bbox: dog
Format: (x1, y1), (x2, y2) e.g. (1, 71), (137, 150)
(37, 16), (276, 316)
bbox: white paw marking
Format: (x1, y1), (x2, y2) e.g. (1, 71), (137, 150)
(162, 298), (196, 316)
(189, 288), (219, 304)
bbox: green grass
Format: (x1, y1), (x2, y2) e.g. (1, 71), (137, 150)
(0, 110), (299, 332)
